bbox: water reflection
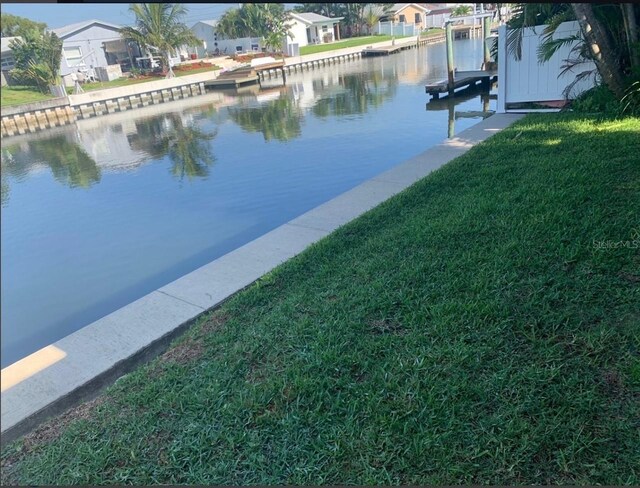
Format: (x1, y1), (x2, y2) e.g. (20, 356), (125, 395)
(228, 95), (303, 142)
(311, 71), (398, 117)
(2, 40), (497, 367)
(1, 134), (101, 205)
(128, 114), (217, 180)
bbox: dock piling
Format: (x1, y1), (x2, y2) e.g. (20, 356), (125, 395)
(445, 22), (455, 97)
(483, 16), (491, 68)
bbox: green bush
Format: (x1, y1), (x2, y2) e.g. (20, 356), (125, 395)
(571, 82), (640, 117)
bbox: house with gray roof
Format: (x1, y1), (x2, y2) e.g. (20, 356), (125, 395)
(190, 19), (262, 57)
(48, 19), (138, 77)
(286, 12), (344, 51)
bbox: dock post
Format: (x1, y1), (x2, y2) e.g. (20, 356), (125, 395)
(448, 102), (455, 139)
(483, 16), (491, 68)
(445, 22), (455, 97)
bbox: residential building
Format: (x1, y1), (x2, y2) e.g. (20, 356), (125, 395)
(1, 36), (21, 86)
(189, 20), (262, 57)
(381, 4), (430, 28)
(286, 12), (343, 49)
(50, 20), (138, 77)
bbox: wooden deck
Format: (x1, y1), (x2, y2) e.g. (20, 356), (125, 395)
(425, 71), (497, 99)
(362, 44), (404, 56)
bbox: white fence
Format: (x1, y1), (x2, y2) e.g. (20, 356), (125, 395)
(497, 21), (597, 112)
(377, 21), (420, 37)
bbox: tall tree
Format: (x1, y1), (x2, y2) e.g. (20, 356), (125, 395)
(216, 4), (292, 53)
(571, 3), (627, 98)
(0, 13), (46, 37)
(120, 3), (201, 78)
(9, 31), (62, 92)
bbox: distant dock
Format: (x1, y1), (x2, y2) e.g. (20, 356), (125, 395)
(362, 44), (404, 56)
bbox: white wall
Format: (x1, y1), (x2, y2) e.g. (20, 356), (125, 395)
(59, 25), (122, 76)
(424, 13), (450, 29)
(190, 22), (262, 57)
(377, 21), (419, 36)
(287, 19), (310, 48)
(497, 21), (597, 112)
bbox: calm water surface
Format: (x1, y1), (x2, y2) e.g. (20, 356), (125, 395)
(1, 39), (495, 367)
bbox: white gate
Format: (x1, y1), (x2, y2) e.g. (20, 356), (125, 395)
(497, 21), (597, 112)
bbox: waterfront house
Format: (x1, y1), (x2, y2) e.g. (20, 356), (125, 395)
(286, 12), (343, 48)
(51, 20), (136, 77)
(381, 3), (430, 28)
(189, 20), (262, 57)
(1, 36), (21, 86)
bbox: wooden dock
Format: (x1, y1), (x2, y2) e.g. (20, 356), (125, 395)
(425, 69), (497, 99)
(205, 66), (259, 88)
(362, 44), (404, 56)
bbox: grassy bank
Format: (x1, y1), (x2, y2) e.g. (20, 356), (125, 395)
(0, 86), (54, 107)
(2, 114), (639, 485)
(1, 66), (220, 107)
(300, 35), (399, 55)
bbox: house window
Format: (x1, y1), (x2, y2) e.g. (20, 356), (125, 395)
(235, 45), (242, 53)
(1, 55), (15, 69)
(322, 24), (328, 32)
(399, 14), (406, 23)
(415, 13), (422, 23)
(251, 44), (259, 51)
(64, 46), (84, 66)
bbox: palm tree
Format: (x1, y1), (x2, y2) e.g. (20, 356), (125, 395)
(451, 5), (473, 17)
(216, 4), (292, 55)
(363, 5), (386, 35)
(121, 4), (201, 78)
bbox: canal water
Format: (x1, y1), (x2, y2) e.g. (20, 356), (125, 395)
(1, 38), (494, 367)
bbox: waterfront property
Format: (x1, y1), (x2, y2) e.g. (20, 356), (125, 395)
(1, 36), (20, 86)
(286, 12), (344, 51)
(1, 39), (491, 370)
(3, 112), (638, 485)
(381, 3), (430, 27)
(189, 19), (262, 58)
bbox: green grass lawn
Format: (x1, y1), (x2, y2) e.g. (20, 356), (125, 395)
(421, 27), (444, 38)
(1, 66), (222, 105)
(2, 114), (639, 485)
(300, 35), (401, 55)
(0, 86), (54, 107)
(78, 66), (221, 93)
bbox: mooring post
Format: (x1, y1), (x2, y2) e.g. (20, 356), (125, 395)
(483, 16), (491, 68)
(447, 102), (455, 139)
(445, 21), (455, 97)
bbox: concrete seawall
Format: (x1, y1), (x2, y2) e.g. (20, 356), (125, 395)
(1, 69), (220, 137)
(1, 36), (446, 134)
(0, 113), (523, 445)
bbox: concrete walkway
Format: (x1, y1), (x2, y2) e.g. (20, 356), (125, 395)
(0, 113), (524, 444)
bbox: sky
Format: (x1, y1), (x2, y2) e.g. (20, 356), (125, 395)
(0, 3), (298, 29)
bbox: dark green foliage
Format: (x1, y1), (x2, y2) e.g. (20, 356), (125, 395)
(9, 31), (62, 92)
(0, 12), (46, 37)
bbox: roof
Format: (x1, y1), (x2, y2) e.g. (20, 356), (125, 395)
(1, 36), (21, 53)
(421, 3), (451, 11)
(290, 12), (343, 25)
(194, 19), (217, 28)
(50, 19), (122, 39)
(388, 3), (430, 14)
(426, 7), (453, 15)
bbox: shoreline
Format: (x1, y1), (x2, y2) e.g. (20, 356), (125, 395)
(0, 113), (523, 444)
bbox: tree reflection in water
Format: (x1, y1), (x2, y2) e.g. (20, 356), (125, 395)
(1, 135), (101, 205)
(227, 96), (303, 142)
(312, 71), (398, 117)
(127, 114), (217, 181)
